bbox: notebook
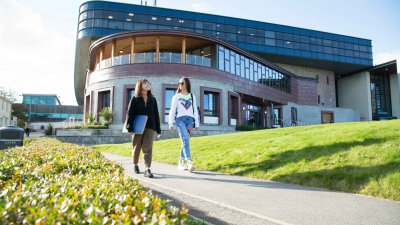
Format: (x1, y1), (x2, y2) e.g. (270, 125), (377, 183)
(132, 115), (148, 134)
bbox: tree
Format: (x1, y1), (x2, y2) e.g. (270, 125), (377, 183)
(0, 87), (17, 103)
(11, 104), (28, 127)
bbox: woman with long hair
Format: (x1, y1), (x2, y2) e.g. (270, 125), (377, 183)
(126, 79), (161, 178)
(168, 77), (199, 172)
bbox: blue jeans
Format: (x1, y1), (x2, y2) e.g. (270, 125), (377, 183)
(175, 116), (194, 160)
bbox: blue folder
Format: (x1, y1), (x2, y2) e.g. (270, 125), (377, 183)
(132, 115), (148, 134)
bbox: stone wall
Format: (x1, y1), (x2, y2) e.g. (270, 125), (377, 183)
(276, 63), (336, 107)
(281, 102), (360, 127)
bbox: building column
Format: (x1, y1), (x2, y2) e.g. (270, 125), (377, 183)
(182, 37), (186, 64)
(156, 36), (160, 63)
(130, 37), (135, 64)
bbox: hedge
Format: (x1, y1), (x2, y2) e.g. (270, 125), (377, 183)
(0, 138), (189, 224)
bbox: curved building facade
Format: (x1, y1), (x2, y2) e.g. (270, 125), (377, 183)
(76, 1), (399, 131)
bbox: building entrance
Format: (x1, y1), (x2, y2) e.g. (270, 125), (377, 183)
(244, 104), (262, 128)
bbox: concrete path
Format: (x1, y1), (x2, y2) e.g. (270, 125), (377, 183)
(102, 152), (400, 225)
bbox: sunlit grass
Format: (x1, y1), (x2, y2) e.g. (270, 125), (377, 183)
(93, 120), (400, 201)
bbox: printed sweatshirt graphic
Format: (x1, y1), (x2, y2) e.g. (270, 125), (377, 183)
(169, 93), (199, 127)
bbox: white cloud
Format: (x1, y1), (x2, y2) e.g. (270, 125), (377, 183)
(374, 50), (400, 66)
(0, 0), (76, 105)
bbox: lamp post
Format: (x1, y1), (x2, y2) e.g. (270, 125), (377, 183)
(28, 103), (31, 122)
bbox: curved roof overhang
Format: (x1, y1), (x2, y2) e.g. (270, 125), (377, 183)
(88, 30), (308, 80)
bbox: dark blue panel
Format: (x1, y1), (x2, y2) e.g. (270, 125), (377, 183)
(224, 17), (237, 25)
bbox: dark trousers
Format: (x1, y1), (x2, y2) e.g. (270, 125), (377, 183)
(132, 128), (154, 168)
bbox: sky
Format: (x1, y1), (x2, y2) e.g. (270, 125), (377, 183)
(0, 0), (399, 105)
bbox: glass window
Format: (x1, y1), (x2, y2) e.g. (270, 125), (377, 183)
(203, 22), (216, 30)
(245, 58), (250, 80)
(94, 19), (103, 27)
(250, 61), (254, 81)
(195, 21), (203, 29)
(226, 33), (237, 41)
(237, 26), (245, 34)
(359, 45), (368, 52)
(99, 91), (111, 110)
(218, 49), (224, 70)
(224, 24), (237, 33)
(240, 56), (245, 78)
(230, 52), (235, 74)
(246, 35), (257, 44)
(204, 30), (216, 36)
(165, 89), (175, 114)
(204, 92), (217, 116)
(94, 10), (104, 18)
(134, 23), (148, 30)
(265, 30), (275, 38)
(109, 20), (123, 29)
(265, 38), (276, 46)
(123, 22), (133, 30)
(109, 11), (124, 20)
(344, 42), (353, 50)
(300, 43), (310, 51)
(323, 39), (332, 46)
(284, 41), (293, 49)
(80, 11), (88, 21)
(238, 35), (246, 42)
(282, 33), (293, 41)
(134, 14), (148, 23)
(245, 28), (257, 36)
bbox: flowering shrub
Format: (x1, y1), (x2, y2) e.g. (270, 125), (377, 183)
(0, 138), (188, 224)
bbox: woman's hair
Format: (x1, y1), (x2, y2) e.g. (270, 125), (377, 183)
(176, 77), (191, 94)
(134, 79), (152, 97)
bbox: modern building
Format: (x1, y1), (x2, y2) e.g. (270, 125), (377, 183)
(13, 94), (83, 130)
(0, 95), (15, 127)
(75, 1), (399, 132)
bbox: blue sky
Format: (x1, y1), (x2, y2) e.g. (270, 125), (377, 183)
(1, 0), (399, 105)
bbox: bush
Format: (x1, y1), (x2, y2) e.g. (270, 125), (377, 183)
(66, 124), (108, 129)
(235, 125), (258, 131)
(85, 113), (96, 124)
(0, 138), (190, 224)
(45, 123), (54, 135)
(99, 107), (114, 126)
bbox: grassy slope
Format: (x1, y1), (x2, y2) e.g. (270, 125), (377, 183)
(93, 120), (400, 201)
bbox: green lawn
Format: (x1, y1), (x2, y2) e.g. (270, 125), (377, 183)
(93, 120), (400, 201)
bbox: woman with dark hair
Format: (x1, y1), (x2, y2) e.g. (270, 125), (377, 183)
(168, 77), (199, 172)
(126, 79), (161, 178)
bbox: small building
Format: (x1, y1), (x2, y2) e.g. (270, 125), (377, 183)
(0, 95), (14, 127)
(13, 94), (84, 130)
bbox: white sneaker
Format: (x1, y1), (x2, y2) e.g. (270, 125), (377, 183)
(177, 160), (187, 170)
(187, 160), (195, 172)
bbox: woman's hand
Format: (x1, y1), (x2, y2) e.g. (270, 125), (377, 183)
(169, 126), (174, 131)
(128, 132), (134, 136)
(157, 134), (161, 139)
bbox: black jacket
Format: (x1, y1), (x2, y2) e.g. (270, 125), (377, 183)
(126, 96), (161, 134)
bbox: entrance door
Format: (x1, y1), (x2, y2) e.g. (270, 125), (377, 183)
(321, 111), (334, 124)
(244, 104), (262, 127)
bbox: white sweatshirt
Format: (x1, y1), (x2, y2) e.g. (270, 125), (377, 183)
(168, 92), (199, 128)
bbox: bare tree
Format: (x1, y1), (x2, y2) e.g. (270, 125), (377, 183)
(0, 87), (17, 103)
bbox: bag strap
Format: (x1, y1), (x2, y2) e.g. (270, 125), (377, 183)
(190, 93), (194, 116)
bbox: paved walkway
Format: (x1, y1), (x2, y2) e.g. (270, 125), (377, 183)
(102, 152), (400, 225)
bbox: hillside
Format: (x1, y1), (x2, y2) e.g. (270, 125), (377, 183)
(94, 120), (400, 201)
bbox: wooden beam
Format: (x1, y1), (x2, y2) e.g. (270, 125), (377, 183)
(130, 37), (135, 64)
(111, 40), (115, 66)
(156, 36), (160, 63)
(182, 37), (186, 64)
